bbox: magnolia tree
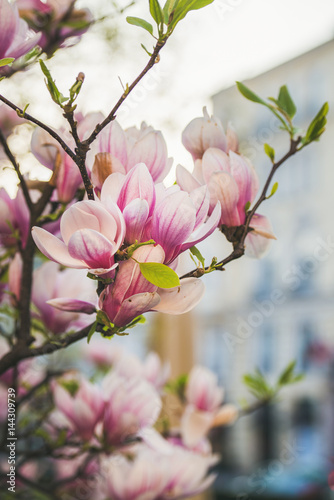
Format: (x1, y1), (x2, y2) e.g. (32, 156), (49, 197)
(0, 0), (328, 498)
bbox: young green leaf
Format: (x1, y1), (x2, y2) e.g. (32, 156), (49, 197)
(277, 360), (303, 386)
(190, 245), (205, 268)
(267, 182), (278, 199)
(236, 81), (267, 105)
(39, 60), (68, 106)
(139, 262), (180, 288)
(244, 201), (251, 213)
(149, 0), (164, 26)
(168, 0), (214, 31)
(141, 43), (153, 56)
(126, 16), (154, 35)
(0, 57), (14, 68)
(303, 102), (329, 144)
(60, 379), (80, 397)
(264, 143), (275, 162)
(277, 85), (297, 119)
(163, 0), (178, 23)
(87, 321), (97, 344)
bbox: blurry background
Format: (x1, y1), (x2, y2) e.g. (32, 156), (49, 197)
(2, 0), (334, 498)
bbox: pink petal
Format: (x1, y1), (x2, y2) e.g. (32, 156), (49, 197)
(46, 298), (96, 314)
(32, 227), (86, 268)
(180, 202), (221, 252)
(202, 147), (231, 185)
(245, 214), (275, 258)
(117, 163), (156, 216)
(100, 172), (126, 204)
(112, 292), (161, 327)
(181, 407), (214, 447)
(152, 278), (205, 315)
(176, 164), (201, 193)
(207, 172), (240, 226)
(123, 199), (150, 244)
(189, 185), (210, 230)
(68, 228), (116, 269)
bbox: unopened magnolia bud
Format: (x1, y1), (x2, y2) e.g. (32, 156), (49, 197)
(77, 72), (85, 83)
(212, 404), (239, 427)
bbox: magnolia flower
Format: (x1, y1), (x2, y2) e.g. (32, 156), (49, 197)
(8, 253), (23, 303)
(125, 122), (173, 182)
(0, 188), (30, 248)
(32, 199), (125, 275)
(53, 377), (105, 441)
(177, 146), (275, 258)
(89, 120), (172, 184)
(181, 366), (238, 447)
(17, 0), (93, 55)
(99, 244), (205, 327)
(100, 443), (216, 500)
(102, 372), (162, 445)
(0, 0), (41, 60)
(100, 163), (221, 264)
(182, 107), (229, 161)
(31, 262), (97, 334)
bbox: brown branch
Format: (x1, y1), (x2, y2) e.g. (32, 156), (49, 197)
(84, 38), (168, 147)
(0, 323), (94, 376)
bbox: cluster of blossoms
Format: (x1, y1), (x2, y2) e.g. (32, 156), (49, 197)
(0, 109), (270, 332)
(0, 335), (236, 499)
(0, 0), (92, 68)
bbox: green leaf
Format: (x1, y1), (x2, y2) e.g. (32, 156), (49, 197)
(126, 16), (154, 35)
(267, 181), (278, 199)
(163, 0), (178, 23)
(190, 245), (205, 268)
(39, 60), (68, 106)
(236, 81), (267, 105)
(264, 143), (275, 162)
(169, 0), (214, 30)
(0, 57), (14, 68)
(149, 0), (164, 26)
(141, 43), (153, 56)
(237, 81), (290, 133)
(303, 102), (329, 144)
(277, 360), (303, 386)
(139, 262), (180, 288)
(244, 201), (251, 213)
(277, 85), (297, 119)
(87, 321), (97, 343)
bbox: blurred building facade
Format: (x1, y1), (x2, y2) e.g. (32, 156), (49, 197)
(194, 39), (334, 497)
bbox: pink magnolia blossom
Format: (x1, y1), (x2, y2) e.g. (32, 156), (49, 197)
(31, 262), (97, 334)
(182, 107), (230, 161)
(181, 366), (238, 447)
(89, 120), (172, 183)
(102, 372), (162, 445)
(177, 146), (275, 258)
(53, 377), (104, 441)
(100, 163), (221, 264)
(32, 199), (125, 275)
(100, 443), (216, 500)
(99, 244), (205, 327)
(0, 187), (30, 248)
(17, 0), (93, 55)
(0, 0), (41, 60)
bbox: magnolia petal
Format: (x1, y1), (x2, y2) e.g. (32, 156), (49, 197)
(123, 198), (150, 243)
(181, 407), (214, 447)
(112, 292), (161, 327)
(202, 147), (231, 185)
(32, 227), (86, 268)
(245, 214), (275, 259)
(212, 404), (239, 427)
(152, 278), (205, 315)
(180, 202), (221, 252)
(117, 163), (156, 216)
(208, 171), (240, 226)
(68, 228), (115, 269)
(229, 151), (253, 213)
(176, 164), (201, 193)
(190, 185), (210, 230)
(46, 298), (96, 315)
(91, 152), (126, 190)
(100, 172), (126, 204)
